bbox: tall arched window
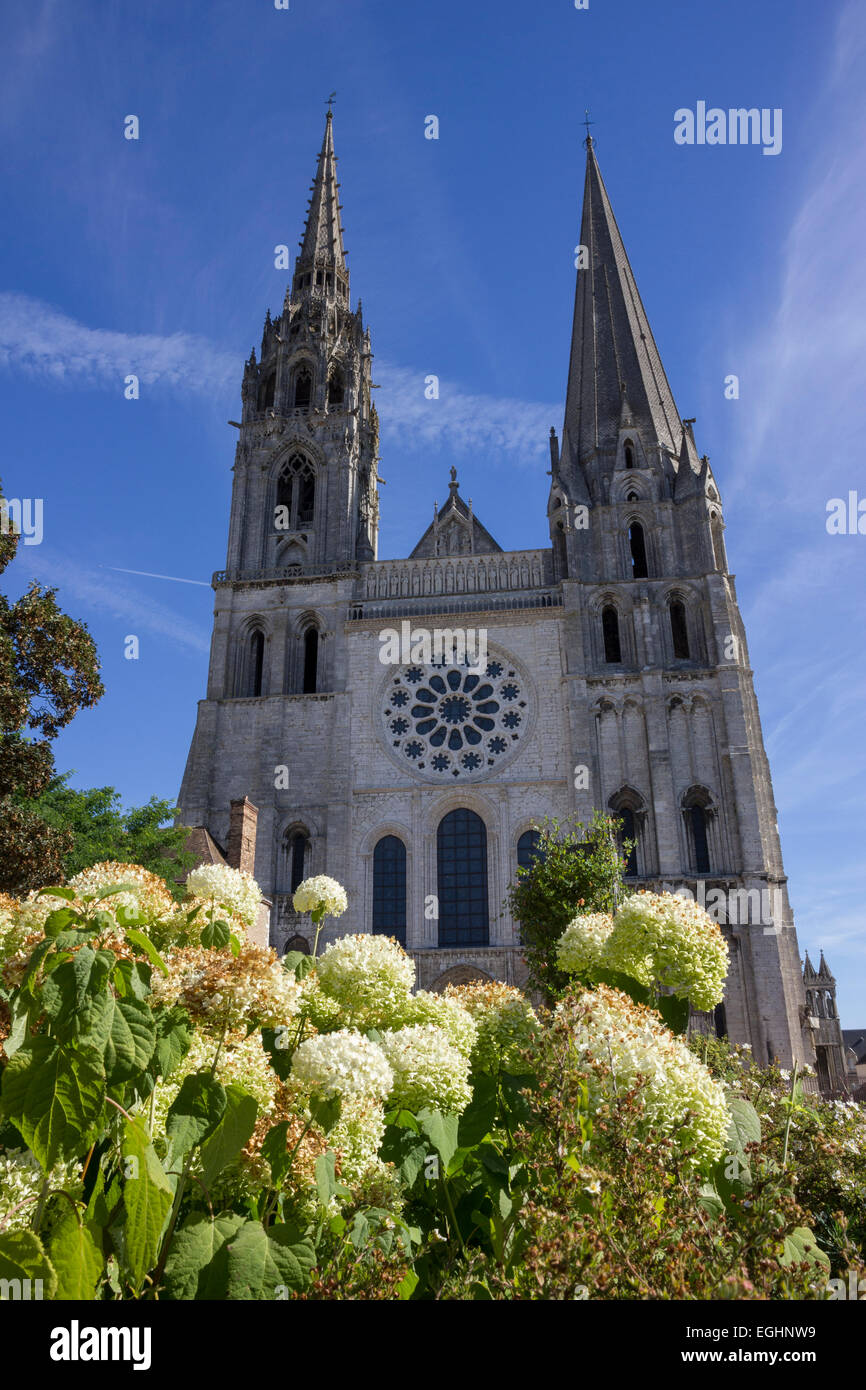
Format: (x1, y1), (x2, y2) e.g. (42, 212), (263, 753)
(628, 522), (648, 578)
(372, 835), (406, 944)
(602, 606), (622, 663)
(517, 829), (543, 873)
(327, 368), (344, 407)
(670, 599), (690, 659)
(293, 367), (312, 409)
(553, 522), (567, 578)
(276, 454), (316, 531)
(617, 806), (638, 877)
(302, 628), (318, 694)
(624, 440), (635, 469)
(710, 511), (727, 572)
(248, 629), (264, 697)
(288, 831), (308, 893)
(688, 804), (710, 873)
(437, 808), (488, 947)
(260, 371), (276, 411)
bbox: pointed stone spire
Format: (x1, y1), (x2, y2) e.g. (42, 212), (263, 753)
(803, 951), (816, 979)
(294, 110), (348, 287)
(561, 136), (682, 472)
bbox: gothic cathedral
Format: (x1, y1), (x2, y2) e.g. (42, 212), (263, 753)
(179, 112), (815, 1073)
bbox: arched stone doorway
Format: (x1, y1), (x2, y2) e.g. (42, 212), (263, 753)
(430, 964), (493, 994)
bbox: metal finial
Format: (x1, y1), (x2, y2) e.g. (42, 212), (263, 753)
(325, 92), (336, 114)
(583, 108), (595, 148)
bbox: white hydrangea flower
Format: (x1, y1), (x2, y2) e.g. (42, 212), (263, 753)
(292, 875), (348, 919)
(379, 1024), (472, 1115)
(315, 933), (415, 1029)
(607, 891), (728, 1011)
(0, 1150), (80, 1231)
(185, 863), (262, 932)
(555, 984), (730, 1171)
(445, 980), (539, 1074)
(291, 1029), (393, 1101)
(401, 990), (477, 1058)
(152, 944), (302, 1032)
(327, 1096), (388, 1187)
(556, 912), (615, 975)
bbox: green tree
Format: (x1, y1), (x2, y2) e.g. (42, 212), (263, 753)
(25, 775), (196, 893)
(506, 811), (627, 998)
(0, 475), (104, 894)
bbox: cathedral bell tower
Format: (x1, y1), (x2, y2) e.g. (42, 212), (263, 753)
(227, 109), (379, 575)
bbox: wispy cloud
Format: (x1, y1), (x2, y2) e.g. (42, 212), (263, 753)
(19, 549), (210, 655)
(0, 292), (558, 460)
(0, 293), (237, 397)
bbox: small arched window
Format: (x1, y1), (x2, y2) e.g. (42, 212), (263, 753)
(289, 832), (308, 893)
(517, 829), (543, 873)
(260, 372), (276, 411)
(372, 835), (407, 945)
(248, 629), (264, 697)
(688, 804), (710, 874)
(602, 606), (622, 663)
(327, 368), (344, 407)
(302, 628), (318, 694)
(285, 933), (310, 956)
(624, 440), (635, 469)
(629, 522), (648, 578)
(616, 806), (638, 877)
(670, 599), (690, 659)
(626, 491), (638, 502)
(294, 367), (312, 409)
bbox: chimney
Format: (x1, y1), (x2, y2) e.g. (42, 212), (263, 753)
(227, 797), (258, 876)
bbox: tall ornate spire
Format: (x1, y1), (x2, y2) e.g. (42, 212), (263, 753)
(561, 136), (682, 473)
(293, 109), (348, 292)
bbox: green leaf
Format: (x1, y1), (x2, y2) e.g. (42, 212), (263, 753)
(697, 1182), (725, 1221)
(727, 1096), (762, 1154)
(40, 947), (113, 1035)
(418, 1109), (459, 1169)
(112, 959), (152, 1002)
(458, 1074), (498, 1147)
(222, 1219), (316, 1300)
(151, 1007), (193, 1080)
(591, 967), (653, 1006)
(396, 1269), (419, 1300)
(43, 907), (77, 937)
(309, 1092), (342, 1135)
(165, 1072), (227, 1167)
(48, 1211), (104, 1300)
(161, 1212), (246, 1300)
(36, 886), (77, 902)
(115, 903), (145, 928)
(91, 882), (141, 903)
(200, 919), (231, 950)
(80, 994), (157, 1085)
(0, 1037), (105, 1168)
(282, 950), (314, 980)
(316, 1151), (337, 1205)
(0, 1229), (58, 1299)
(261, 1027), (295, 1081)
(199, 1084), (258, 1189)
(656, 992), (691, 1036)
(780, 1226), (830, 1271)
(262, 1121), (291, 1187)
(121, 1116), (174, 1289)
(124, 929), (168, 976)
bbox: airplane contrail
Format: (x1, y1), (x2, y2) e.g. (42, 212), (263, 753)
(100, 565), (211, 587)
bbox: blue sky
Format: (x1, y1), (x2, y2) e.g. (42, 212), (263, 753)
(1, 0), (864, 1022)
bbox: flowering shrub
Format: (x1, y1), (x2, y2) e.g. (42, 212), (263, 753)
(555, 912), (615, 975)
(315, 932), (416, 1029)
(400, 989), (477, 1058)
(291, 1031), (394, 1101)
(606, 892), (728, 1012)
(292, 874), (348, 920)
(379, 1024), (473, 1115)
(445, 980), (539, 1075)
(185, 862), (263, 933)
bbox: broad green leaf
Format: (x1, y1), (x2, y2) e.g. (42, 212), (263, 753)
(396, 1269), (419, 1300)
(199, 1084), (258, 1189)
(151, 1006), (193, 1080)
(48, 1211), (104, 1300)
(309, 1092), (341, 1134)
(0, 1037), (105, 1168)
(282, 950), (314, 980)
(262, 1121), (292, 1187)
(697, 1182), (725, 1221)
(41, 947), (113, 1035)
(36, 886), (77, 902)
(114, 903), (145, 928)
(200, 919), (231, 950)
(0, 1229), (58, 1299)
(80, 994), (157, 1085)
(113, 959), (152, 1002)
(165, 1072), (226, 1167)
(261, 1027), (295, 1081)
(92, 882), (141, 903)
(161, 1212), (245, 1300)
(121, 1116), (174, 1289)
(458, 1074), (498, 1147)
(316, 1151), (338, 1205)
(222, 1219), (316, 1300)
(124, 930), (168, 977)
(43, 907), (77, 937)
(780, 1226), (830, 1271)
(727, 1096), (762, 1154)
(418, 1109), (459, 1169)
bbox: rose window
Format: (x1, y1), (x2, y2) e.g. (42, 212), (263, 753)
(381, 659), (531, 780)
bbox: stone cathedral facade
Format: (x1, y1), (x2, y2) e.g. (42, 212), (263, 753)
(179, 113), (816, 1073)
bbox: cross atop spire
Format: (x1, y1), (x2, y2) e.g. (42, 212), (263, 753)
(560, 137), (682, 475)
(583, 108), (594, 148)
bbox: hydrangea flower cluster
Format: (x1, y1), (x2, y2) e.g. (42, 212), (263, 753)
(292, 875), (348, 919)
(152, 944), (302, 1032)
(555, 912), (615, 975)
(378, 1024), (473, 1115)
(315, 933), (416, 1030)
(327, 1096), (389, 1189)
(0, 1149), (81, 1232)
(185, 863), (262, 933)
(555, 984), (730, 1171)
(291, 1030), (394, 1101)
(445, 980), (540, 1074)
(606, 892), (728, 1011)
(152, 1030), (280, 1142)
(400, 990), (477, 1058)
